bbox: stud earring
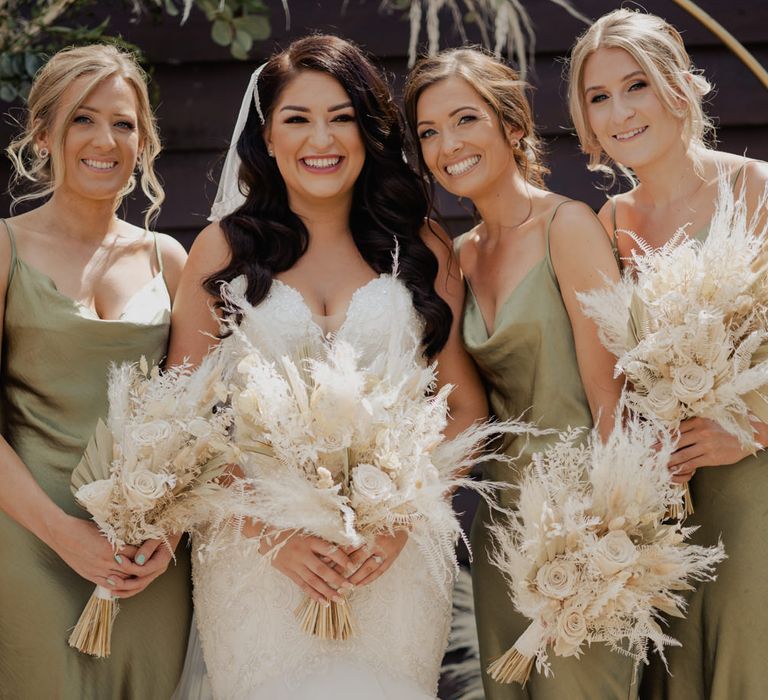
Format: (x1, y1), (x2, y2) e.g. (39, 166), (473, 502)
(39, 147), (49, 159)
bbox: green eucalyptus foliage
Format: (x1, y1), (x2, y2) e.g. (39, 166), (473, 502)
(0, 0), (275, 103)
(166, 0), (271, 60)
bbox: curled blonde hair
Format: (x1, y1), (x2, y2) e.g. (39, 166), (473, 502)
(6, 44), (164, 228)
(568, 8), (713, 179)
(403, 47), (548, 188)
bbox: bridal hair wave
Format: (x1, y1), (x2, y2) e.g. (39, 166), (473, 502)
(403, 47), (548, 190)
(568, 8), (714, 179)
(6, 44), (164, 228)
(205, 34), (452, 359)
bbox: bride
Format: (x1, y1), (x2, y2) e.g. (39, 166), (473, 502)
(167, 35), (487, 699)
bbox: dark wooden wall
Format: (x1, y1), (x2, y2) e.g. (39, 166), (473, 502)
(2, 0), (767, 243)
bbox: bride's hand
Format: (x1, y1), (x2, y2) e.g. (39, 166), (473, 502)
(346, 530), (408, 587)
(267, 531), (356, 604)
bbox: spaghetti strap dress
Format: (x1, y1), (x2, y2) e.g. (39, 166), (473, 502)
(460, 201), (637, 700)
(612, 165), (768, 700)
(0, 220), (192, 700)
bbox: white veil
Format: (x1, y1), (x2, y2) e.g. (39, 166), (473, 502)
(208, 63), (267, 222)
(170, 614), (214, 700)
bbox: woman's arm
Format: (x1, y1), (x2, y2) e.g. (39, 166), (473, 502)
(0, 223), (146, 597)
(167, 223), (232, 368)
(422, 222), (489, 438)
(156, 232), (188, 301)
(549, 201), (624, 440)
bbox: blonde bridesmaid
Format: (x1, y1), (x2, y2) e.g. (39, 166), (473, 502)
(568, 9), (768, 699)
(0, 45), (190, 699)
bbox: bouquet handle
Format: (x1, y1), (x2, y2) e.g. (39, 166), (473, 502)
(668, 483), (694, 520)
(295, 595), (354, 641)
(68, 585), (118, 657)
(487, 620), (545, 685)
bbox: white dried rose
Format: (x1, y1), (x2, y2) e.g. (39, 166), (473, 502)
(553, 604), (588, 657)
(594, 530), (639, 577)
(123, 470), (176, 511)
(644, 379), (680, 422)
(671, 364), (714, 405)
(535, 559), (580, 600)
(352, 463), (393, 503)
(131, 419), (173, 446)
(187, 417), (212, 438)
(316, 466), (334, 490)
(76, 479), (115, 523)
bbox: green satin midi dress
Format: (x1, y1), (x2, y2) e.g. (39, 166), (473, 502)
(609, 170), (768, 700)
(0, 221), (191, 700)
(459, 202), (638, 700)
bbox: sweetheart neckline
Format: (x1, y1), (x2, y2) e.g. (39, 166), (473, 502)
(271, 274), (391, 338)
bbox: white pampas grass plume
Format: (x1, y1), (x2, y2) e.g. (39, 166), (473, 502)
(398, 0), (588, 75)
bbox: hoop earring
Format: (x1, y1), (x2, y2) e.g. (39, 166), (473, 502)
(38, 147), (49, 160)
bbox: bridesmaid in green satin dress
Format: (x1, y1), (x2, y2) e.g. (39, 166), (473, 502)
(404, 49), (632, 700)
(568, 10), (768, 700)
(0, 45), (190, 699)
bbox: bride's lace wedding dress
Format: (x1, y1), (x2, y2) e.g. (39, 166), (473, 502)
(189, 273), (454, 700)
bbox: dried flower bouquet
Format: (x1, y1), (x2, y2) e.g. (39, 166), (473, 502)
(68, 356), (234, 657)
(579, 173), (768, 517)
(487, 412), (726, 685)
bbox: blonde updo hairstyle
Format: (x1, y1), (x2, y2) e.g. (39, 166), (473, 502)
(404, 47), (548, 188)
(568, 8), (713, 179)
(6, 44), (164, 228)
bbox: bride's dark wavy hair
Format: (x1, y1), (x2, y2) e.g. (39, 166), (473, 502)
(205, 34), (452, 358)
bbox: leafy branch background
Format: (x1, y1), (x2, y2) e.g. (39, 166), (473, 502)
(0, 0), (587, 102)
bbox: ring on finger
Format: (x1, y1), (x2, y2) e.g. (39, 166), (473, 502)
(372, 554), (384, 565)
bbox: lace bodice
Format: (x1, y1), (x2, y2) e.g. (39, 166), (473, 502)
(192, 273), (451, 700)
(221, 273), (424, 368)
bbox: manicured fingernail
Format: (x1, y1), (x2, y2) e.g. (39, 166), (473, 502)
(136, 554), (146, 566)
(107, 578), (117, 587)
(114, 554), (123, 565)
(340, 584), (354, 595)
